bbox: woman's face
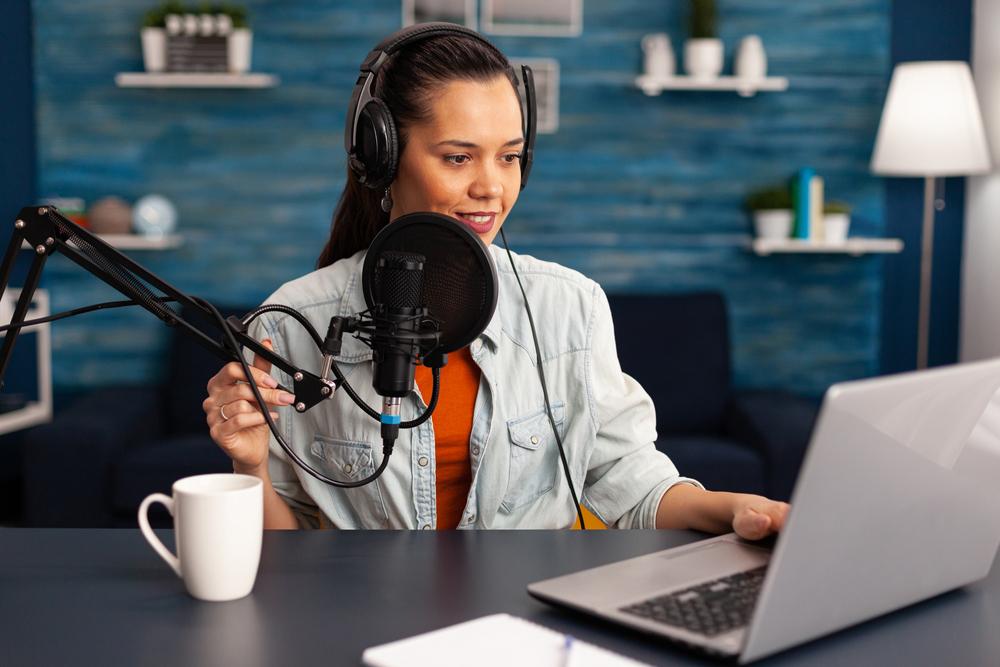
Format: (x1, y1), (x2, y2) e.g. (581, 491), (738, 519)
(389, 75), (524, 245)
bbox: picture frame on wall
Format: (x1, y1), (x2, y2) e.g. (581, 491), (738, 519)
(512, 58), (560, 134)
(402, 0), (477, 29)
(481, 0), (582, 37)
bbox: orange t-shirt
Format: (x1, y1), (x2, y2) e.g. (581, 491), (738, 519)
(414, 346), (479, 529)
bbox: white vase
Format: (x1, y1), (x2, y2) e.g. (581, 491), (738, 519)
(735, 34), (767, 80)
(141, 28), (166, 73)
(684, 38), (724, 80)
(228, 29), (253, 73)
(823, 213), (851, 244)
(753, 209), (794, 239)
(642, 33), (675, 78)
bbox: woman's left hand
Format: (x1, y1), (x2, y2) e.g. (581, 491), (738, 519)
(730, 494), (790, 540)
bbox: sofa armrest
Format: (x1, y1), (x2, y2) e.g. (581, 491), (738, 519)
(722, 390), (820, 501)
(22, 385), (163, 526)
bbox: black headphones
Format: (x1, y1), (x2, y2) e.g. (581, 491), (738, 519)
(344, 22), (536, 192)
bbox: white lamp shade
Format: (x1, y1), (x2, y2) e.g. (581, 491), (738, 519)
(871, 61), (992, 176)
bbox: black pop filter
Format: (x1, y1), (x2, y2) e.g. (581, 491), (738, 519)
(362, 212), (498, 354)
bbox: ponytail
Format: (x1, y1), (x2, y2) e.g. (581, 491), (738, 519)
(315, 168), (388, 269)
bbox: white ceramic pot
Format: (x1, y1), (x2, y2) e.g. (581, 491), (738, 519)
(228, 29), (253, 73)
(735, 34), (767, 80)
(684, 38), (724, 80)
(753, 209), (794, 240)
(642, 33), (675, 78)
(823, 213), (851, 244)
(141, 28), (166, 73)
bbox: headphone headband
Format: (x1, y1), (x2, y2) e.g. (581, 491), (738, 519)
(345, 23), (536, 192)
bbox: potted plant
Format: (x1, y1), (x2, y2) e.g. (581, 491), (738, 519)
(222, 4), (253, 73)
(746, 185), (794, 239)
(823, 201), (852, 244)
(140, 2), (181, 72)
(684, 0), (723, 80)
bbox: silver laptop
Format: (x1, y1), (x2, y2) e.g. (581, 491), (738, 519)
(528, 358), (1000, 662)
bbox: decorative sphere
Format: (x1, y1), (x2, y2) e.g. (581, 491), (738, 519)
(133, 194), (177, 237)
(87, 196), (133, 234)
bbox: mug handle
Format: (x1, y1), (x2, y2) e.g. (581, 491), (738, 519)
(138, 493), (182, 577)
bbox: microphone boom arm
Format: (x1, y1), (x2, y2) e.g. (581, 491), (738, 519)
(0, 206), (335, 412)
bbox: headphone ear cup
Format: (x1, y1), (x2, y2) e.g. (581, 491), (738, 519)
(355, 98), (399, 190)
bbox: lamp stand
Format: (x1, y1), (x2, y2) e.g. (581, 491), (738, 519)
(917, 175), (936, 370)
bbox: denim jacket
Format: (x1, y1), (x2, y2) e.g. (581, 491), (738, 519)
(246, 244), (701, 529)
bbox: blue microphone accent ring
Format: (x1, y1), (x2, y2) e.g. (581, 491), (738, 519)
(380, 413), (401, 425)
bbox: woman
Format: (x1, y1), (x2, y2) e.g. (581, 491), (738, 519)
(203, 26), (789, 536)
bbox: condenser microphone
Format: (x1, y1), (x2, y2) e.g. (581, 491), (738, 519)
(371, 251), (426, 434)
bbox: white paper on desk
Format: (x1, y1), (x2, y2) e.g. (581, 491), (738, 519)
(362, 613), (651, 667)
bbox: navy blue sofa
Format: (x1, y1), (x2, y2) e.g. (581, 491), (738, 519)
(22, 293), (818, 527)
(608, 293), (818, 501)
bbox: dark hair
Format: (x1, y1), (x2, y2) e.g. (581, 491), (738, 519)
(316, 34), (521, 269)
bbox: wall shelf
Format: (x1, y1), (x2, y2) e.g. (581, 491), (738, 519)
(115, 72), (279, 88)
(22, 234), (183, 251)
(751, 237), (904, 256)
(636, 74), (789, 97)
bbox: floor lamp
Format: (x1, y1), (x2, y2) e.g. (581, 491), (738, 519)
(871, 61), (992, 369)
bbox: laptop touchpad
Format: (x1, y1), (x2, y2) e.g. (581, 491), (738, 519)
(656, 540), (770, 587)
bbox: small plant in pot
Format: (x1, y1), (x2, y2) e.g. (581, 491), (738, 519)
(684, 0), (724, 80)
(141, 1), (252, 73)
(746, 186), (793, 240)
(823, 201), (852, 244)
(140, 2), (184, 72)
(220, 3), (253, 73)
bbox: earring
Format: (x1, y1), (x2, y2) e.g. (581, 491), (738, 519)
(380, 188), (393, 213)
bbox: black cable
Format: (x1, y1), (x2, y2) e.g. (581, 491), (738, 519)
(195, 296), (394, 489)
(499, 227), (586, 530)
(243, 304), (324, 348)
(0, 286), (441, 488)
(243, 308), (441, 428)
(0, 296), (179, 333)
(220, 300), (442, 486)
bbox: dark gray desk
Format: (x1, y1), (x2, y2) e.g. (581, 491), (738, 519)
(2, 528), (998, 666)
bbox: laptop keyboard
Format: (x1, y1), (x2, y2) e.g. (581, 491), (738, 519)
(619, 566), (767, 637)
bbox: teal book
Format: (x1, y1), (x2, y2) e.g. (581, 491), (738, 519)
(793, 168), (815, 239)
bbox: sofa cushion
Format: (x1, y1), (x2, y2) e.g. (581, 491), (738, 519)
(656, 435), (767, 496)
(608, 293), (731, 435)
(110, 433), (232, 517)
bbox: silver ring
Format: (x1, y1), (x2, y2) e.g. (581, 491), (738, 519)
(220, 403), (230, 421)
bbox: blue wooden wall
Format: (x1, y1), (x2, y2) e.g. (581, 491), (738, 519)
(31, 0), (890, 396)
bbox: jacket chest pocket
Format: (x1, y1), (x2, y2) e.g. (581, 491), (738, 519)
(499, 402), (566, 514)
(308, 434), (389, 527)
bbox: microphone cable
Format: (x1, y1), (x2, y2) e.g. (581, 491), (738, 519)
(499, 227), (586, 530)
(0, 296), (180, 333)
(195, 296), (441, 489)
(2, 290), (441, 489)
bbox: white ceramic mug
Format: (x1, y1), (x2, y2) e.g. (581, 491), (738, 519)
(139, 473), (263, 602)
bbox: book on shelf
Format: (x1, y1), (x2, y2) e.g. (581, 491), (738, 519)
(792, 167), (813, 239)
(808, 174), (825, 242)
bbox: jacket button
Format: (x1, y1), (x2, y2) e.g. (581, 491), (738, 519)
(530, 435), (539, 445)
(418, 456), (429, 467)
(344, 463), (353, 474)
(472, 446), (480, 456)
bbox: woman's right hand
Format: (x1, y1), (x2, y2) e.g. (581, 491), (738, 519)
(203, 338), (297, 475)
